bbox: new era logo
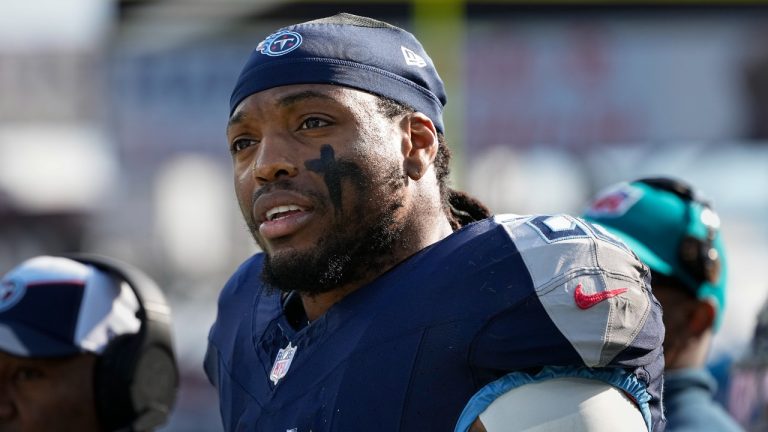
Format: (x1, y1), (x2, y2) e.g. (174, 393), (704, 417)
(401, 46), (427, 67)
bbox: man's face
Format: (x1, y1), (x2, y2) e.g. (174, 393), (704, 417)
(0, 351), (101, 432)
(227, 84), (414, 294)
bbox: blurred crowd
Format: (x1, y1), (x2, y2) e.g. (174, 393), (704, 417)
(1, 2), (768, 430)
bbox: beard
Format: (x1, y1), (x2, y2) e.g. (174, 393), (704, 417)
(259, 162), (413, 296)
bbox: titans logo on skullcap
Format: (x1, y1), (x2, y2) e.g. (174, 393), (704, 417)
(0, 278), (26, 313)
(257, 30), (303, 57)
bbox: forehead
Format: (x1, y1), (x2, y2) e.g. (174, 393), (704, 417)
(0, 350), (90, 369)
(229, 84), (380, 120)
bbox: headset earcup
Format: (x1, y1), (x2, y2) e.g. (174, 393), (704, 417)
(95, 334), (144, 431)
(95, 336), (178, 432)
(66, 253), (178, 432)
(131, 345), (178, 431)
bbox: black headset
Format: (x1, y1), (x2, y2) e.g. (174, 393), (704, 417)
(63, 253), (179, 432)
(635, 177), (721, 287)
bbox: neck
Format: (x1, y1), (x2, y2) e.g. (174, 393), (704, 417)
(301, 289), (352, 322)
(301, 212), (453, 322)
(665, 330), (713, 370)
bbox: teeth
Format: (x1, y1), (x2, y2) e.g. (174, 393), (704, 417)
(266, 205), (303, 221)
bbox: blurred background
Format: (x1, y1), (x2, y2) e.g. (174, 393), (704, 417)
(1, 0), (768, 430)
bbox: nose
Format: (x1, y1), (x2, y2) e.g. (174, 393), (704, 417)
(251, 135), (299, 184)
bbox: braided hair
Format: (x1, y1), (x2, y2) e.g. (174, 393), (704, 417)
(376, 96), (491, 230)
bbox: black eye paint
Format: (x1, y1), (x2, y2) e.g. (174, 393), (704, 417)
(304, 144), (365, 212)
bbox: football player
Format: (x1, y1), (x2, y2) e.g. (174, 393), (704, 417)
(205, 13), (665, 431)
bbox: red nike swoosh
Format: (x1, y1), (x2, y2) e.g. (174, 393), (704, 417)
(574, 283), (628, 309)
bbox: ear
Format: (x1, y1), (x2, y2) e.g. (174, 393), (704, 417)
(687, 299), (716, 337)
(402, 112), (438, 181)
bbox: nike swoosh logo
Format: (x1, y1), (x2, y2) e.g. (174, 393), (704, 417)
(574, 283), (628, 309)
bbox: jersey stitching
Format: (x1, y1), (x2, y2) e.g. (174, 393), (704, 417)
(592, 232), (614, 366)
(209, 342), (264, 405)
(397, 328), (427, 431)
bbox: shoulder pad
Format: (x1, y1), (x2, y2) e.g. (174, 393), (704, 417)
(495, 214), (654, 367)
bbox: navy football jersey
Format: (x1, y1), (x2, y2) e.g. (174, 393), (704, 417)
(205, 214), (665, 431)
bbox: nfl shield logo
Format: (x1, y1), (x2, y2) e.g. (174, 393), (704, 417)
(270, 342), (297, 385)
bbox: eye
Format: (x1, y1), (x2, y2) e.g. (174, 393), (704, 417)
(230, 138), (259, 154)
(298, 117), (330, 130)
(12, 367), (44, 383)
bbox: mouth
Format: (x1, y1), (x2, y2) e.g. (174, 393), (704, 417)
(254, 192), (316, 241)
(259, 205), (313, 240)
(265, 204), (307, 222)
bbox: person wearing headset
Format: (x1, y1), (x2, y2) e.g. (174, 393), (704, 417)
(0, 255), (178, 432)
(582, 177), (743, 432)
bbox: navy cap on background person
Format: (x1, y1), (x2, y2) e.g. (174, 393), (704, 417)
(229, 13), (448, 133)
(0, 255), (178, 432)
(0, 255), (141, 357)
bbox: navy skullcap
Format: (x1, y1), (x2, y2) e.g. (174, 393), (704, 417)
(230, 13), (448, 133)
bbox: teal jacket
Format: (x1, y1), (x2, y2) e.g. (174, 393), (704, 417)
(664, 368), (743, 432)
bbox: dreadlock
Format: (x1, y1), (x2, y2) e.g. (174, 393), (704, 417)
(376, 96), (491, 230)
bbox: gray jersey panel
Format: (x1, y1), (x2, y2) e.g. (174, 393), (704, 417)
(497, 214), (651, 367)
